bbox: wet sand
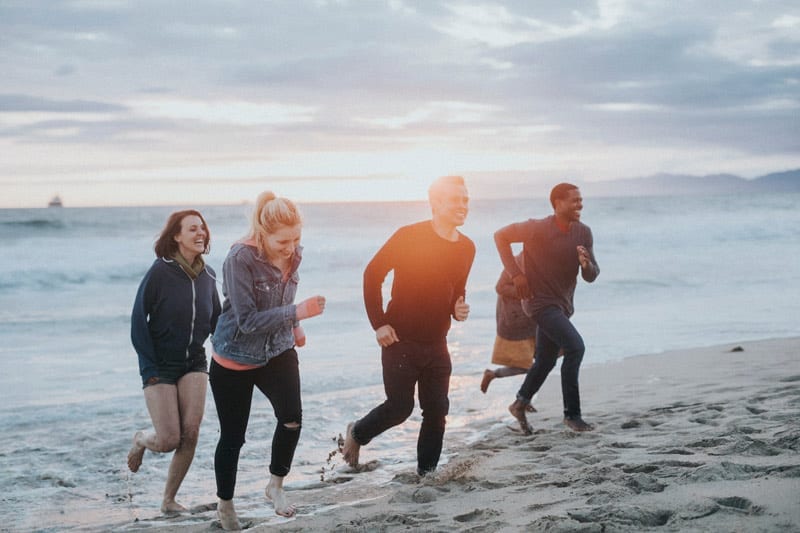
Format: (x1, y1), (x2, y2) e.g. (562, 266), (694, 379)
(113, 337), (800, 532)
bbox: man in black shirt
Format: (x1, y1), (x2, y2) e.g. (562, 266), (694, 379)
(342, 175), (476, 475)
(494, 183), (599, 434)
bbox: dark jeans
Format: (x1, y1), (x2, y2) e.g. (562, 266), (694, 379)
(518, 306), (585, 418)
(352, 339), (451, 475)
(209, 350), (302, 500)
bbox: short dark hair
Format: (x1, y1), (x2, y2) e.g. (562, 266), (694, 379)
(550, 183), (579, 209)
(154, 209), (211, 258)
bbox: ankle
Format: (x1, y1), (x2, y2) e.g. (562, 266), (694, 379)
(217, 498), (240, 530)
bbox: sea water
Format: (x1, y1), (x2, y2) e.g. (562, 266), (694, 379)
(1, 193), (798, 531)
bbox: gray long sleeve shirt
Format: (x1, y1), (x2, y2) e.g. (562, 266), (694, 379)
(494, 215), (599, 318)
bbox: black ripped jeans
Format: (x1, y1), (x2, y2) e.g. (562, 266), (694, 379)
(209, 349), (302, 500)
(352, 339), (452, 475)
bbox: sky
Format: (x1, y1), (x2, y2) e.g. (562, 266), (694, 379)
(1, 0), (799, 207)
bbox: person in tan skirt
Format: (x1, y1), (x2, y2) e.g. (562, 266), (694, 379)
(481, 253), (538, 398)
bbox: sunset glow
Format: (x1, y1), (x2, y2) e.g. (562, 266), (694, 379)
(2, 1), (799, 207)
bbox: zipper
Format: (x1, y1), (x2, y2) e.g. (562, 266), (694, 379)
(187, 278), (196, 359)
(180, 267), (197, 360)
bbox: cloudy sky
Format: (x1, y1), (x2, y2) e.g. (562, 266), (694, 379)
(2, 0), (799, 207)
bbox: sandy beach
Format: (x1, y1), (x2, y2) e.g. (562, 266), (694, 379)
(110, 337), (800, 532)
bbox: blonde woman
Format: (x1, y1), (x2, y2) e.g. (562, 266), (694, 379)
(209, 192), (325, 529)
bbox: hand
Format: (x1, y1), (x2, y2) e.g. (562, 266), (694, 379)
(296, 295), (326, 320)
(293, 326), (306, 347)
(511, 274), (532, 299)
(577, 246), (591, 269)
(375, 324), (399, 347)
(453, 295), (470, 321)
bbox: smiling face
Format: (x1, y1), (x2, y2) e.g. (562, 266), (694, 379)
(173, 214), (208, 262)
(264, 224), (302, 265)
(554, 188), (583, 224)
(431, 181), (470, 228)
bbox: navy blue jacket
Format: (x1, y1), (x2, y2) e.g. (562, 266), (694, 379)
(131, 257), (221, 383)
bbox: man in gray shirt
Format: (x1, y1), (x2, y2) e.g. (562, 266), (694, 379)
(494, 183), (599, 434)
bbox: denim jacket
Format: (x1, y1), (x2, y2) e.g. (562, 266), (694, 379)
(212, 242), (301, 365)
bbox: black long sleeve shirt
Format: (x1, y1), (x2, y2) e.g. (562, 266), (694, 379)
(364, 220), (476, 342)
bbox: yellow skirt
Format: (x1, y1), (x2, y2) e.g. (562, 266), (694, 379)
(491, 336), (535, 369)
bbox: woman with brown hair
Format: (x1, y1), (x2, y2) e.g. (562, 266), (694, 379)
(128, 209), (221, 513)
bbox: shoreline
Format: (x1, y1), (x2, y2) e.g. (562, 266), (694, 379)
(106, 337), (800, 532)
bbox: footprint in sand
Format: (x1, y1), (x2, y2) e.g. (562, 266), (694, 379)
(713, 496), (764, 515)
(453, 508), (501, 523)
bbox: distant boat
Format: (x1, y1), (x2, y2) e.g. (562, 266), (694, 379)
(48, 195), (63, 208)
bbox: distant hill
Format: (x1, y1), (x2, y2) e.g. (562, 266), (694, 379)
(579, 169), (800, 197)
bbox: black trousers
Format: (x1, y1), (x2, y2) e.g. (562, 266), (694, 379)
(352, 339), (451, 475)
(209, 349), (301, 500)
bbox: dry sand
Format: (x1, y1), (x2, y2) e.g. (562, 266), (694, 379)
(116, 337), (799, 532)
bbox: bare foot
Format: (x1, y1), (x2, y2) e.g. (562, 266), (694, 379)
(127, 431), (146, 472)
(508, 399), (533, 435)
(217, 498), (241, 531)
(160, 500), (188, 514)
(564, 416), (595, 432)
(341, 422), (360, 468)
(480, 369), (495, 393)
(265, 480), (296, 518)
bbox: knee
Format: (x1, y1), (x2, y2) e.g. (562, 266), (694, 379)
(562, 339), (586, 365)
(154, 431), (181, 453)
(563, 339), (585, 358)
(386, 399), (414, 424)
(217, 432), (246, 451)
(533, 355), (558, 372)
(282, 421), (301, 431)
(422, 398), (449, 421)
(180, 425), (200, 449)
(279, 410), (302, 431)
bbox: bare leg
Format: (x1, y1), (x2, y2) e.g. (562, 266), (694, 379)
(341, 422), (360, 468)
(128, 384), (181, 473)
(265, 474), (296, 517)
(493, 366), (528, 379)
(480, 369), (495, 393)
(217, 498), (241, 531)
(482, 366), (530, 393)
(161, 372), (207, 513)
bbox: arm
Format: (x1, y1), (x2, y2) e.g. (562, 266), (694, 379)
(130, 268), (158, 382)
(363, 231), (399, 331)
(578, 228), (600, 282)
(451, 241), (476, 321)
(210, 283), (222, 333)
(495, 253), (525, 298)
(494, 222), (532, 298)
(364, 230), (401, 346)
(223, 250), (296, 335)
(495, 269), (518, 298)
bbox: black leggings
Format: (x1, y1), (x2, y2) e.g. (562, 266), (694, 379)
(209, 349), (302, 500)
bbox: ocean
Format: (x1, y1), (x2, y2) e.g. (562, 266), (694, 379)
(1, 192), (798, 531)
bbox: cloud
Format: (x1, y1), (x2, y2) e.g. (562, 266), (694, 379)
(431, 0), (628, 48)
(356, 101), (501, 129)
(0, 94), (127, 113)
(128, 98), (317, 126)
(1, 0), (799, 206)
